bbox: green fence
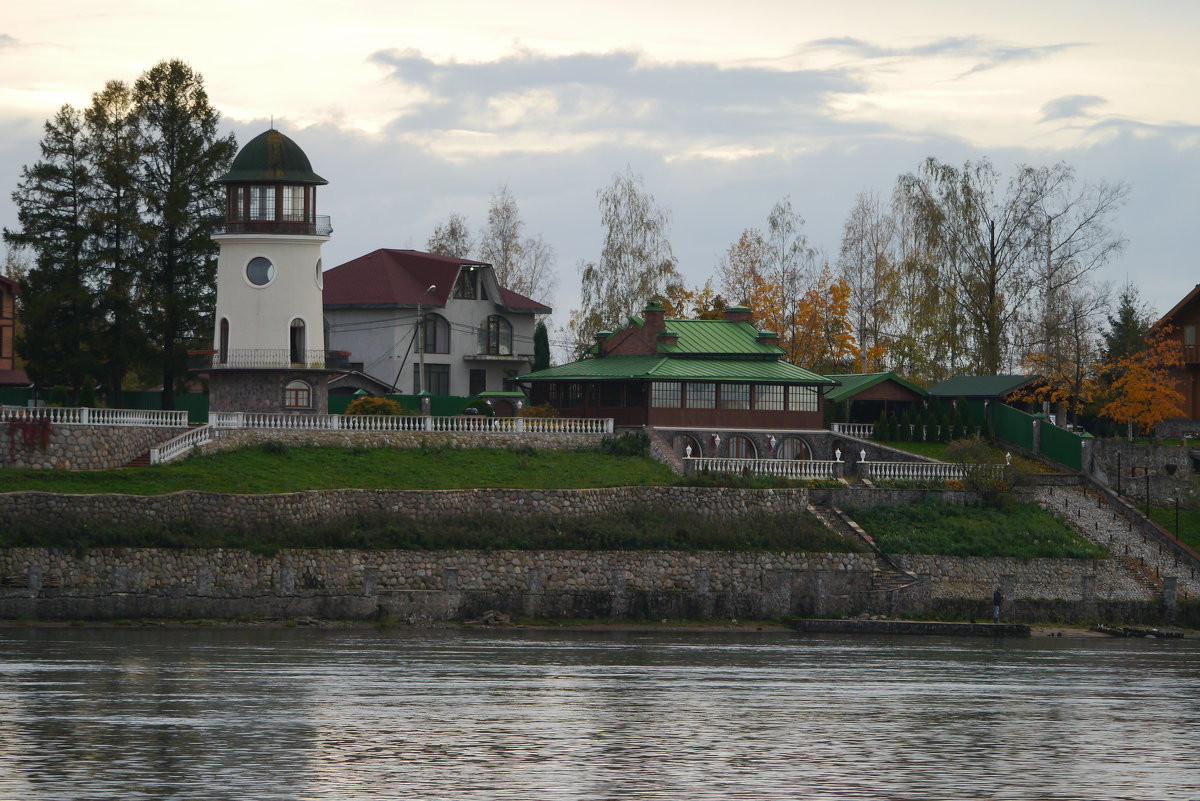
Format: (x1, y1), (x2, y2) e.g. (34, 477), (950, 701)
(1038, 420), (1085, 471)
(328, 393), (475, 416)
(0, 387), (32, 406)
(991, 403), (1035, 450)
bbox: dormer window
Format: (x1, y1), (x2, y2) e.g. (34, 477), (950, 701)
(453, 266), (478, 299)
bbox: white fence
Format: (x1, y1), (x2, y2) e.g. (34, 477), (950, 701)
(0, 405), (189, 428)
(831, 422), (874, 438)
(208, 412), (615, 435)
(684, 456), (843, 480)
(149, 425), (213, 465)
(858, 461), (1006, 482)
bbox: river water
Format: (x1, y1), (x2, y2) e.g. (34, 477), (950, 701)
(0, 627), (1196, 800)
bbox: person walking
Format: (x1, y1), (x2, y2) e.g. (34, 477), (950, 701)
(992, 587), (1004, 624)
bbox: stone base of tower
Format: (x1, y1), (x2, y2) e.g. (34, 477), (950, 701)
(208, 369), (330, 415)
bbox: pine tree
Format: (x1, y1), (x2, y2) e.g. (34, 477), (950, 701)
(134, 60), (236, 408)
(533, 320), (550, 371)
(3, 105), (101, 393)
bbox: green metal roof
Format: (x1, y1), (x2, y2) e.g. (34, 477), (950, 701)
(656, 319), (783, 356)
(927, 374), (1041, 398)
(823, 372), (929, 402)
(219, 129), (327, 185)
(521, 356), (834, 384)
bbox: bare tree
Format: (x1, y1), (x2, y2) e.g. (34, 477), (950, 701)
(426, 212), (474, 258)
(716, 228), (771, 305)
(477, 185), (557, 302)
(838, 191), (898, 372)
(896, 158), (1126, 375)
(569, 168), (678, 354)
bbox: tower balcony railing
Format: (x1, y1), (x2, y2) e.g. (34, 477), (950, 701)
(188, 349), (351, 370)
(212, 215), (332, 236)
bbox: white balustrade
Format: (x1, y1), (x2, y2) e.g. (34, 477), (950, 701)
(150, 425), (212, 465)
(684, 456), (842, 480)
(858, 461), (1005, 482)
(1, 405), (188, 428)
(831, 422), (875, 438)
(206, 412), (614, 436)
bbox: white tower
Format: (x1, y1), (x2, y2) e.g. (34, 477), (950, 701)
(206, 129), (336, 414)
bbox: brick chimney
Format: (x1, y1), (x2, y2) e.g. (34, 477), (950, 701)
(724, 305), (753, 323)
(756, 330), (779, 347)
(642, 301), (667, 334)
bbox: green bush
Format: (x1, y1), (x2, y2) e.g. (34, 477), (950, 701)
(345, 396), (404, 416)
(600, 431), (649, 457)
(49, 385), (68, 406)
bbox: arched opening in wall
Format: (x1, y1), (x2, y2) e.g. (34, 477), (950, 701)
(219, 318), (229, 364)
(777, 436), (810, 460)
(290, 318), (306, 365)
(727, 434), (757, 459)
(284, 380), (312, 409)
(423, 313), (451, 354)
(673, 433), (703, 459)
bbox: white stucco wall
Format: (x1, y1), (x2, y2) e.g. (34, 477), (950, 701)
(213, 234), (328, 355)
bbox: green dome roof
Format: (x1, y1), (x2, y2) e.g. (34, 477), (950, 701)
(218, 129), (327, 185)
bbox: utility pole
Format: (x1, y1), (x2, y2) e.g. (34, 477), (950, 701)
(416, 284), (436, 396)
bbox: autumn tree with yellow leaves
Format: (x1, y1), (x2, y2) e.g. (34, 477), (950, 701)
(1100, 327), (1184, 440)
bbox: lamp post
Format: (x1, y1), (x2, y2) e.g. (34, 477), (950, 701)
(416, 284), (437, 396)
(1145, 465), (1151, 519)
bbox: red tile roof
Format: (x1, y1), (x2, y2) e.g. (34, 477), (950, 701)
(323, 249), (551, 314)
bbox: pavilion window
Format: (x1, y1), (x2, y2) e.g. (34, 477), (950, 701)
(651, 381), (681, 408)
(789, 385), (819, 412)
(281, 185), (307, 221)
(756, 384), (784, 410)
(600, 383), (622, 407)
(720, 383), (750, 410)
(250, 185), (275, 220)
(626, 382), (647, 407)
(685, 382), (715, 409)
(1186, 325), (1196, 346)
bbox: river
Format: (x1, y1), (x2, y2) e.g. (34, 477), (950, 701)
(0, 627), (1196, 800)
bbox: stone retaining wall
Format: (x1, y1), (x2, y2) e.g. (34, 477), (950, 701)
(0, 424), (182, 470)
(0, 547), (1176, 624)
(198, 428), (605, 455)
(0, 486), (811, 533)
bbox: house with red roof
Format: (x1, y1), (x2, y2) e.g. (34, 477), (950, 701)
(322, 249), (551, 398)
(0, 275), (30, 388)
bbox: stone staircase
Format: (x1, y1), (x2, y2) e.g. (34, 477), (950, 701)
(123, 452), (152, 468)
(808, 504), (919, 593)
(644, 426), (685, 474)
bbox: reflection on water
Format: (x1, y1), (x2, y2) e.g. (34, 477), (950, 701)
(0, 627), (1196, 800)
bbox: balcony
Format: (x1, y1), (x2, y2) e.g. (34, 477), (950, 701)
(188, 349), (351, 370)
(213, 215), (332, 236)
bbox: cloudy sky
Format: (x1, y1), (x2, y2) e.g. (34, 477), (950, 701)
(2, 0), (1198, 341)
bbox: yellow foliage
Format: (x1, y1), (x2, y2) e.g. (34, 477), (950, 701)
(1100, 327), (1185, 436)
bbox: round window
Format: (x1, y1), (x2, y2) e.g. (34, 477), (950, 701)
(246, 257), (275, 286)
(315, 258), (323, 289)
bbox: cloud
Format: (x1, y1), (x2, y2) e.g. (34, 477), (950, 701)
(368, 47), (874, 146)
(804, 35), (1086, 78)
(1040, 94), (1107, 123)
(0, 34), (19, 48)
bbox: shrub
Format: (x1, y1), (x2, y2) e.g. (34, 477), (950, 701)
(49, 385), (68, 407)
(79, 380), (97, 408)
(461, 400), (496, 417)
(600, 431), (649, 457)
(345, 396), (403, 416)
(518, 403), (559, 419)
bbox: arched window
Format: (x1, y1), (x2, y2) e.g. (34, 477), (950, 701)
(219, 318), (230, 364)
(777, 436), (810, 460)
(422, 313), (451, 354)
(484, 315), (513, 356)
(284, 380), (312, 409)
(290, 318), (306, 365)
(674, 433), (703, 459)
(727, 434), (757, 459)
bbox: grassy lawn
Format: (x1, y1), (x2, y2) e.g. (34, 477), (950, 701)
(0, 445), (680, 495)
(847, 499), (1107, 559)
(0, 507), (859, 553)
(1148, 507), (1200, 553)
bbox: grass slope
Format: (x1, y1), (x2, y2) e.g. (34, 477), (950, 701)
(848, 500), (1107, 559)
(1148, 507), (1200, 553)
(0, 446), (679, 495)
